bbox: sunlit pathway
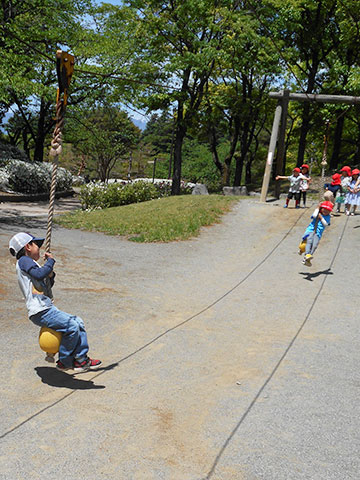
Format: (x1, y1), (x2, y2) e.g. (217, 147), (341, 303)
(1, 199), (358, 479)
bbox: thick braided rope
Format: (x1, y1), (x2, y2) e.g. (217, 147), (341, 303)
(320, 134), (328, 201)
(45, 100), (65, 253)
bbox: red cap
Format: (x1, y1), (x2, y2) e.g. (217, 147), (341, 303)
(352, 168), (360, 176)
(340, 166), (351, 175)
(293, 167), (301, 173)
(320, 201), (333, 212)
(331, 173), (341, 186)
(301, 164), (309, 170)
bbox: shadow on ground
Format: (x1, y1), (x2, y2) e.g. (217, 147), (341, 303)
(0, 215), (47, 231)
(35, 366), (106, 390)
(35, 362), (118, 389)
(299, 268), (333, 282)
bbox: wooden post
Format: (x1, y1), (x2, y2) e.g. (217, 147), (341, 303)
(260, 100), (282, 202)
(274, 89), (290, 199)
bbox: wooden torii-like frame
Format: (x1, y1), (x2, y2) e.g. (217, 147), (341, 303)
(260, 90), (360, 203)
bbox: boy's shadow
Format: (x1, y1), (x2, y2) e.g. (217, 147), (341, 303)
(34, 363), (117, 389)
(299, 268), (333, 282)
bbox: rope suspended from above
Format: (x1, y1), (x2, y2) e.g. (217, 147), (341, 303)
(320, 120), (330, 200)
(45, 50), (75, 254)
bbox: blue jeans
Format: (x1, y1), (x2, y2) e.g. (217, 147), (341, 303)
(31, 306), (89, 367)
(305, 231), (320, 255)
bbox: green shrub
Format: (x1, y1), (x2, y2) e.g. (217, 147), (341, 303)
(0, 159), (73, 194)
(0, 143), (28, 165)
(79, 180), (162, 210)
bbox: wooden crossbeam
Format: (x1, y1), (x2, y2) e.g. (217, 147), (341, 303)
(269, 91), (360, 105)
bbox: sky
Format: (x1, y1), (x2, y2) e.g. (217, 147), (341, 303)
(95, 0), (123, 5)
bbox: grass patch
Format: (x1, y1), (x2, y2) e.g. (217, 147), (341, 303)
(55, 195), (240, 242)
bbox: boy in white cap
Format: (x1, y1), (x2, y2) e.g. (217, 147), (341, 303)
(9, 232), (101, 372)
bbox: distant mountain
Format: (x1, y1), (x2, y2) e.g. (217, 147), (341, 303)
(132, 118), (147, 131)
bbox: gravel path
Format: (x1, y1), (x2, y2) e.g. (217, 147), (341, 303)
(0, 197), (359, 479)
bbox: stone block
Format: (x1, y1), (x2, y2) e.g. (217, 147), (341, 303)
(223, 186), (248, 196)
(192, 183), (209, 195)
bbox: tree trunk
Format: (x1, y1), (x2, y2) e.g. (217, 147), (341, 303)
(296, 102), (311, 167)
(22, 129), (31, 159)
(234, 118), (252, 186)
(33, 99), (51, 162)
(208, 127), (223, 175)
(98, 155), (107, 182)
(245, 158), (252, 184)
(171, 121), (186, 195)
(330, 114), (344, 170)
(171, 89), (188, 195)
(171, 68), (191, 196)
(354, 120), (360, 165)
(222, 117), (240, 186)
(233, 152), (244, 186)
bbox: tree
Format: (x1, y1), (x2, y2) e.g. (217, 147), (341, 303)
(263, 0), (341, 167)
(0, 0), (95, 162)
(322, 1), (360, 168)
(65, 106), (141, 181)
(141, 111), (175, 156)
(100, 0), (238, 194)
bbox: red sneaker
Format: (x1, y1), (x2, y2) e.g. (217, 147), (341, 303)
(74, 357), (102, 373)
(56, 360), (72, 371)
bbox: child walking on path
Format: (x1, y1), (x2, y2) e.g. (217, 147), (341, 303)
(9, 232), (102, 372)
(276, 167), (308, 208)
(300, 201), (332, 266)
(336, 166), (352, 213)
(324, 173), (342, 207)
(299, 164), (311, 207)
(344, 169), (360, 216)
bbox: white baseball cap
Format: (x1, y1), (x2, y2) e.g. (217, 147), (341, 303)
(9, 232), (45, 257)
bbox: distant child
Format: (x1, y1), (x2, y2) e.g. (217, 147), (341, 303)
(299, 164), (311, 207)
(336, 166), (352, 213)
(9, 232), (102, 372)
(300, 201), (333, 266)
(324, 173), (342, 209)
(344, 168), (360, 216)
(276, 167), (308, 208)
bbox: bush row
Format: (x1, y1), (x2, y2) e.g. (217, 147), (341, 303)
(79, 181), (164, 210)
(79, 180), (192, 210)
(0, 159), (73, 194)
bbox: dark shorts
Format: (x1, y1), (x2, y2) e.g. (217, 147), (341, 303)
(287, 191), (301, 201)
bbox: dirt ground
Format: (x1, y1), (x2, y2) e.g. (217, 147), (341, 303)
(0, 196), (359, 480)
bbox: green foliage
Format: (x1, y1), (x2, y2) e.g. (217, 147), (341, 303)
(0, 0), (101, 162)
(65, 106), (141, 181)
(78, 180), (163, 210)
(0, 0), (94, 104)
(3, 0), (360, 191)
(181, 139), (225, 191)
(0, 142), (28, 163)
(141, 111), (175, 155)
